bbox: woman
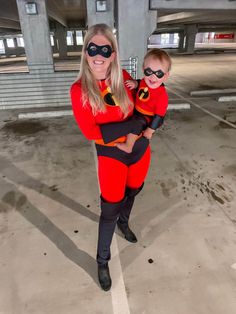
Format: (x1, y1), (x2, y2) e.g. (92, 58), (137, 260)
(70, 24), (151, 291)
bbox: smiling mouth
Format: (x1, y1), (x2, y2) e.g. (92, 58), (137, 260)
(149, 79), (156, 84)
(94, 60), (104, 65)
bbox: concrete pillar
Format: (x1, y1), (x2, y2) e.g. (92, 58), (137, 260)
(185, 24), (198, 54)
(117, 0), (157, 77)
(16, 0), (54, 73)
(72, 30), (77, 50)
(86, 0), (114, 28)
(178, 31), (185, 51)
(169, 33), (175, 45)
(55, 23), (67, 59)
(82, 30), (87, 46)
(13, 38), (18, 48)
(3, 39), (11, 57)
(13, 38), (20, 56)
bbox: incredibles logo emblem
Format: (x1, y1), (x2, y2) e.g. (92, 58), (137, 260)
(138, 87), (150, 102)
(101, 87), (119, 106)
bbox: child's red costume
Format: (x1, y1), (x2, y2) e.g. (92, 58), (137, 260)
(135, 78), (168, 130)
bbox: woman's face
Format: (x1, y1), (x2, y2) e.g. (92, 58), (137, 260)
(85, 34), (115, 80)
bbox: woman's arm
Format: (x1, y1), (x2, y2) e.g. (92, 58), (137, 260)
(100, 117), (146, 144)
(70, 77), (145, 143)
(100, 70), (147, 143)
(71, 83), (103, 140)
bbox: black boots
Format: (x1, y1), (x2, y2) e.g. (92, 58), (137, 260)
(97, 185), (143, 291)
(117, 184), (144, 243)
(97, 197), (127, 291)
(117, 220), (137, 243)
(98, 264), (111, 291)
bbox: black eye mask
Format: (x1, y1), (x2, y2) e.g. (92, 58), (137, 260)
(86, 42), (113, 58)
(144, 67), (165, 79)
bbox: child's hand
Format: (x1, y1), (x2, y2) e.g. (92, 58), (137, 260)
(143, 127), (155, 140)
(125, 80), (138, 90)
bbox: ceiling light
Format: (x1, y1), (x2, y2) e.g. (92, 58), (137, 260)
(96, 1), (107, 12)
(25, 2), (38, 15)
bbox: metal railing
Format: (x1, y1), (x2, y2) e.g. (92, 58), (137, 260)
(121, 56), (138, 79)
(0, 56), (139, 110)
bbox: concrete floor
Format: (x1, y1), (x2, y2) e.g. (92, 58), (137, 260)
(0, 54), (236, 314)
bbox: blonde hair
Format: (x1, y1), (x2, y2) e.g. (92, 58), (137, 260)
(144, 48), (172, 71)
(77, 24), (132, 116)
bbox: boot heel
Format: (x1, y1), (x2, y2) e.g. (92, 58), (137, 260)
(98, 264), (112, 291)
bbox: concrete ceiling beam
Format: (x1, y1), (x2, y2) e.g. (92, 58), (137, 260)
(154, 24), (236, 34)
(0, 18), (20, 30)
(0, 0), (19, 21)
(157, 10), (236, 25)
(47, 0), (68, 27)
(157, 12), (201, 23)
(150, 0), (236, 10)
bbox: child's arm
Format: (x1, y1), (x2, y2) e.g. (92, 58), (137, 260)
(143, 87), (168, 140)
(143, 127), (155, 140)
(143, 114), (165, 139)
(125, 80), (139, 90)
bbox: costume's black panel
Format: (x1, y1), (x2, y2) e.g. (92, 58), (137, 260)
(96, 136), (149, 166)
(133, 113), (148, 129)
(100, 116), (145, 144)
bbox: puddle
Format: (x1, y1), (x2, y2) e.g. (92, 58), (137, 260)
(2, 120), (48, 136)
(210, 190), (225, 204)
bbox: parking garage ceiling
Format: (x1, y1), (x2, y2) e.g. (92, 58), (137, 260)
(156, 10), (236, 33)
(0, 0), (236, 35)
(0, 0), (87, 34)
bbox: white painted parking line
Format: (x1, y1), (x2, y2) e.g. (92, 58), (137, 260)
(190, 88), (236, 96)
(168, 87), (236, 130)
(17, 103), (191, 120)
(218, 96), (236, 102)
(168, 103), (191, 110)
(92, 143), (130, 313)
(18, 110), (73, 119)
(110, 239), (131, 314)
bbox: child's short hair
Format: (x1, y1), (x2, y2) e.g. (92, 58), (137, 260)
(143, 48), (172, 71)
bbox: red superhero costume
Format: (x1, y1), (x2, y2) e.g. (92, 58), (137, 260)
(70, 70), (151, 203)
(71, 69), (151, 267)
(135, 78), (168, 130)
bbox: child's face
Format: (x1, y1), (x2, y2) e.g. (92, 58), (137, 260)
(143, 57), (170, 89)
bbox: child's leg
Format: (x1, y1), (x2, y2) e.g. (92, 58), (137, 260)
(116, 133), (138, 153)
